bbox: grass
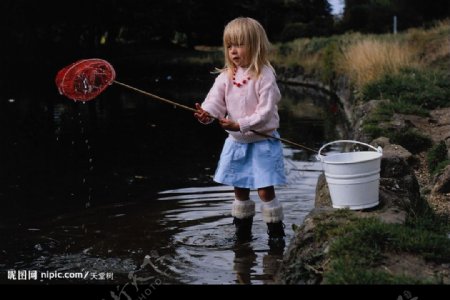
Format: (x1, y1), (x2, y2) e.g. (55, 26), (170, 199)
(359, 66), (450, 148)
(427, 141), (450, 175)
(283, 208), (450, 284)
(403, 19), (450, 70)
(271, 19), (450, 94)
(389, 128), (433, 154)
(285, 206), (450, 284)
(313, 209), (358, 241)
(325, 260), (423, 284)
(363, 119), (432, 154)
(272, 36), (339, 75)
(362, 68), (450, 109)
(338, 38), (419, 90)
(319, 211), (450, 284)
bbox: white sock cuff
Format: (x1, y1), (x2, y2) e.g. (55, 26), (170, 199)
(261, 197), (280, 209)
(261, 204), (284, 223)
(231, 199), (256, 219)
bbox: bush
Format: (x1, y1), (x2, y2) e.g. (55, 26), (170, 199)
(362, 68), (450, 109)
(427, 141), (449, 174)
(390, 128), (432, 154)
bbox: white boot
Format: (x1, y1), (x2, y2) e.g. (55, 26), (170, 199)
(261, 198), (286, 247)
(261, 198), (284, 223)
(231, 199), (255, 219)
(231, 199), (255, 241)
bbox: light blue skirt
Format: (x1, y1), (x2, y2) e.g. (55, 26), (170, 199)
(214, 132), (287, 189)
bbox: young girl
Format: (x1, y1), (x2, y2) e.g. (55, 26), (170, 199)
(194, 17), (286, 245)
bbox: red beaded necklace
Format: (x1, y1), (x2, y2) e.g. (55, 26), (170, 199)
(232, 68), (251, 88)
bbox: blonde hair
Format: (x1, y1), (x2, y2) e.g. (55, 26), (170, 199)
(221, 17), (274, 78)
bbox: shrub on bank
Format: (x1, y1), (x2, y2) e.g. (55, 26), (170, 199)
(362, 68), (450, 109)
(427, 141), (450, 175)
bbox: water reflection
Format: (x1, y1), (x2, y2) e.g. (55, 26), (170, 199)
(232, 236), (285, 284)
(233, 242), (258, 284)
(278, 83), (344, 150)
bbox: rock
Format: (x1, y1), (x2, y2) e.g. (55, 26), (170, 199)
(314, 173), (331, 208)
(352, 100), (390, 142)
(372, 137), (414, 166)
(433, 165), (450, 194)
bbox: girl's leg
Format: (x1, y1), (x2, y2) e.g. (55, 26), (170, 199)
(258, 186), (285, 244)
(257, 186), (275, 202)
(235, 187), (250, 200)
(231, 187), (254, 240)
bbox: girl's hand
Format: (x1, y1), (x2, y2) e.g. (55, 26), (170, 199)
(219, 118), (240, 131)
(194, 103), (213, 124)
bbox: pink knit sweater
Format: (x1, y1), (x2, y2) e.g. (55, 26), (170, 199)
(201, 65), (281, 143)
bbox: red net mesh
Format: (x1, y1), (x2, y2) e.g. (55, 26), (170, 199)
(55, 58), (116, 101)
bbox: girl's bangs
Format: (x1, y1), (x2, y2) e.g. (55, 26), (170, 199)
(224, 26), (246, 46)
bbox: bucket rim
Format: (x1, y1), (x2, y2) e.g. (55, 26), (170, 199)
(322, 151), (382, 165)
(318, 140), (382, 162)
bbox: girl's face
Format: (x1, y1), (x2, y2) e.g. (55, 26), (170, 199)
(228, 44), (248, 68)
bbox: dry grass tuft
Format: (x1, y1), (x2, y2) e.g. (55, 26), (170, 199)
(338, 38), (420, 89)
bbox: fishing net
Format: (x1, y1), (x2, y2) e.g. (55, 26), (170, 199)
(54, 58), (315, 152)
(55, 58), (116, 101)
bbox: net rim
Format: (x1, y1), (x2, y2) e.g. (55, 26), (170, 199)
(57, 58), (116, 101)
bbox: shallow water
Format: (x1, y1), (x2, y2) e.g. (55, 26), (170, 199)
(0, 148), (322, 285)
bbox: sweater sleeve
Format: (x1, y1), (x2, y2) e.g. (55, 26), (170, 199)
(237, 70), (281, 133)
(201, 73), (227, 119)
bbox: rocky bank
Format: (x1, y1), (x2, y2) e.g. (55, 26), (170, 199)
(274, 72), (450, 284)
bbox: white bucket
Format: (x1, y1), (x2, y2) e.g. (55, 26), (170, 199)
(318, 140), (383, 210)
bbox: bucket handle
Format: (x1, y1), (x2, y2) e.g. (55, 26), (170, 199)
(317, 140), (382, 161)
